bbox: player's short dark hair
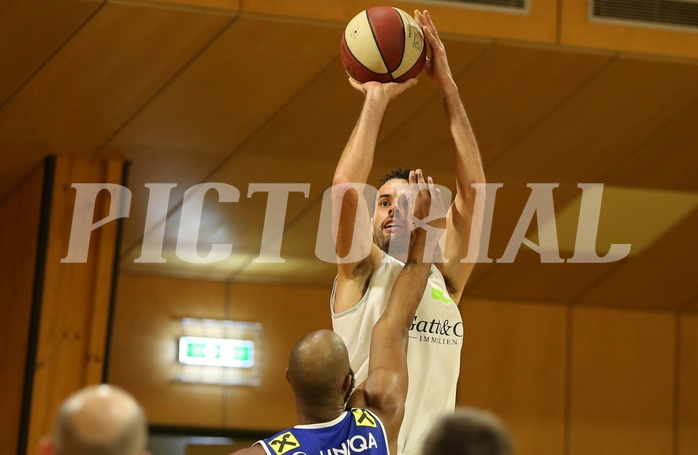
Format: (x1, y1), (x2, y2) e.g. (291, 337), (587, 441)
(378, 167), (411, 187)
(423, 408), (514, 455)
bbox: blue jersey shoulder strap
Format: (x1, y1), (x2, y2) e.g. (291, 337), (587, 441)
(256, 409), (389, 455)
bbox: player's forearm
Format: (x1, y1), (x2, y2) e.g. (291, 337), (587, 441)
(333, 93), (390, 186)
(382, 231), (431, 328)
(331, 94), (390, 263)
(368, 258), (429, 369)
(442, 83), (486, 193)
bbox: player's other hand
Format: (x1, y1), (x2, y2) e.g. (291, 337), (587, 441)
(414, 10), (454, 88)
(409, 169), (446, 232)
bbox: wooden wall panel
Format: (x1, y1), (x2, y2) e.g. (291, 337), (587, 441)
(0, 2), (232, 146)
(458, 299), (567, 455)
(223, 282), (331, 430)
(0, 0), (103, 104)
(453, 44), (612, 164)
(569, 307), (675, 455)
(679, 313), (698, 455)
(605, 100), (698, 193)
(243, 0), (559, 44)
(109, 273), (228, 427)
(560, 0), (698, 59)
(489, 57), (698, 185)
(109, 277), (691, 452)
(107, 16), (340, 156)
(0, 163), (43, 455)
(131, 0), (238, 10)
(109, 274), (331, 431)
(579, 210), (698, 309)
(25, 156), (123, 455)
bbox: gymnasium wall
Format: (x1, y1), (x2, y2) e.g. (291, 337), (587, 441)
(108, 273), (698, 455)
(0, 163), (44, 455)
(3, 1), (697, 455)
(0, 157), (124, 455)
(457, 299), (698, 455)
(157, 0), (698, 60)
(109, 274), (332, 431)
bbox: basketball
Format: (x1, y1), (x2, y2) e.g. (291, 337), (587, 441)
(340, 7), (427, 83)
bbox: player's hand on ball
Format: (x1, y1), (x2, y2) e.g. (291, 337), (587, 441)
(348, 77), (418, 101)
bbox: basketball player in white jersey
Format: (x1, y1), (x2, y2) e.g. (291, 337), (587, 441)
(231, 172), (446, 455)
(330, 9), (486, 455)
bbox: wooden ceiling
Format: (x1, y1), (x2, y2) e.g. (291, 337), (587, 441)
(1, 0), (697, 311)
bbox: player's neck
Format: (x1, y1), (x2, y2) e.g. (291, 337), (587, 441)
(377, 240), (409, 262)
(385, 249), (409, 263)
(296, 401), (346, 426)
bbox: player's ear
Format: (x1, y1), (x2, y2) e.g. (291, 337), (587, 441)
(343, 370), (355, 394)
(285, 367), (290, 384)
(345, 375), (353, 392)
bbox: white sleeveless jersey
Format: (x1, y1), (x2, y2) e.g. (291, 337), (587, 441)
(331, 253), (463, 455)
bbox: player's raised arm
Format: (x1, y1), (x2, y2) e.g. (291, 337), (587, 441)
(415, 9), (486, 304)
(332, 79), (418, 313)
(348, 170), (446, 454)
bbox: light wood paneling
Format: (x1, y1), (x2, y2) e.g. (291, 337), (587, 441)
(0, 138), (98, 201)
(223, 282), (330, 430)
(132, 0), (239, 10)
(605, 100), (698, 193)
(560, 0), (698, 59)
(466, 251), (617, 303)
(244, 0), (559, 43)
(458, 299), (567, 455)
(26, 156), (123, 455)
(109, 15), (343, 259)
(108, 16), (341, 156)
(1, 0), (697, 314)
(0, 163), (43, 455)
(679, 313), (698, 455)
(111, 148), (228, 260)
(463, 184), (618, 303)
(489, 57), (698, 184)
(569, 307), (675, 455)
(118, 155), (338, 282)
(0, 0), (103, 104)
(109, 273), (228, 427)
(448, 44), (611, 166)
(109, 273), (330, 431)
(579, 209), (698, 309)
(0, 2), (231, 146)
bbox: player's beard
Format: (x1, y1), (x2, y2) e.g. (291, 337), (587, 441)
(373, 222), (410, 259)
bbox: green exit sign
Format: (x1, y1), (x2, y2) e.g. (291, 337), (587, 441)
(179, 337), (254, 368)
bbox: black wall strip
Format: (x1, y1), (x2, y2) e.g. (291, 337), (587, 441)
(101, 160), (131, 383)
(17, 155), (56, 455)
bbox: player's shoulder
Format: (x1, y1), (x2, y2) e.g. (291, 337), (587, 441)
(434, 260), (468, 302)
(347, 407), (391, 439)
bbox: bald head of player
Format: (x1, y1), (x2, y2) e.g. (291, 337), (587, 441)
(40, 385), (148, 455)
(285, 329), (355, 423)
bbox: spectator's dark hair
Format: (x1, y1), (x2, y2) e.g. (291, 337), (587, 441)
(422, 408), (514, 455)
